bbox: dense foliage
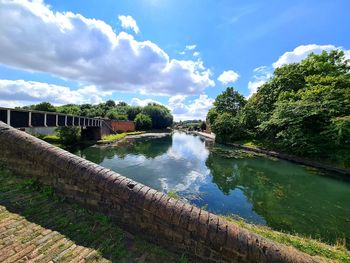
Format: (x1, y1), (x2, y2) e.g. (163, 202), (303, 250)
(207, 50), (350, 164)
(21, 100), (173, 130)
(134, 113), (152, 130)
(55, 127), (81, 145)
(173, 119), (205, 131)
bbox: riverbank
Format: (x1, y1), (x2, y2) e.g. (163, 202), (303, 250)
(228, 142), (350, 176)
(182, 131), (350, 176)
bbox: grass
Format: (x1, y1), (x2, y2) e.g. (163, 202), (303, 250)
(101, 131), (144, 143)
(35, 134), (65, 148)
(223, 215), (350, 263)
(167, 190), (180, 200)
(0, 166), (184, 262)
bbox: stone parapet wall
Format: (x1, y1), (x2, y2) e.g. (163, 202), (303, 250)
(0, 122), (321, 263)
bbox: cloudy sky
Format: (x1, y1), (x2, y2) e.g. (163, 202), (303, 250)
(0, 0), (349, 120)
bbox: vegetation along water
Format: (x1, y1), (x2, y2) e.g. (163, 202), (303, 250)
(72, 131), (350, 248)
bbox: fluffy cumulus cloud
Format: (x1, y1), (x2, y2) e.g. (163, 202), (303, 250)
(168, 94), (214, 120)
(217, 70), (239, 85)
(118, 15), (140, 34)
(0, 79), (110, 107)
(130, 98), (163, 107)
(0, 0), (214, 96)
(273, 44), (350, 68)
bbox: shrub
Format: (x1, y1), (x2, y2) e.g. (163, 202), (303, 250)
(134, 113), (152, 131)
(55, 127), (80, 145)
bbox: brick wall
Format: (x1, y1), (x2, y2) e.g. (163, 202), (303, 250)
(0, 121), (321, 263)
(111, 120), (135, 132)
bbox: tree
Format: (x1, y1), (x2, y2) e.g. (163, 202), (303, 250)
(126, 106), (142, 121)
(117, 101), (128, 107)
(106, 109), (128, 120)
(211, 113), (246, 143)
(134, 113), (152, 130)
(200, 121), (207, 131)
(33, 102), (56, 112)
(105, 100), (116, 108)
(207, 49), (350, 163)
(56, 127), (80, 145)
(206, 108), (218, 126)
(214, 87), (246, 116)
(142, 104), (173, 129)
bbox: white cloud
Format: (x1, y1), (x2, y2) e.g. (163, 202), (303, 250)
(0, 0), (214, 96)
(247, 80), (266, 98)
(130, 98), (163, 107)
(273, 44), (350, 68)
(118, 15), (140, 34)
(0, 79), (109, 107)
(168, 95), (186, 104)
(185, 44), (197, 50)
(168, 94), (214, 121)
(193, 51), (200, 57)
(247, 66), (272, 98)
(217, 70), (240, 85)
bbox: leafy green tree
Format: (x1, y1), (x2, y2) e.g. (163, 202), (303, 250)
(126, 106), (142, 121)
(105, 100), (116, 108)
(214, 87), (246, 116)
(207, 49), (350, 164)
(106, 109), (128, 120)
(56, 127), (80, 145)
(33, 102), (56, 112)
(206, 108), (218, 126)
(212, 113), (246, 142)
(57, 104), (81, 115)
(117, 101), (128, 107)
(200, 121), (207, 131)
(134, 113), (152, 130)
(142, 103), (173, 129)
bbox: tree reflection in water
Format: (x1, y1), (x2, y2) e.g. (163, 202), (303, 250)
(73, 131), (350, 246)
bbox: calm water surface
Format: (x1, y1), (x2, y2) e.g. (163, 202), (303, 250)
(74, 131), (350, 246)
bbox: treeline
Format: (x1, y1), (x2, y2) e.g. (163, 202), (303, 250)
(207, 50), (350, 164)
(21, 100), (173, 130)
(174, 120), (206, 131)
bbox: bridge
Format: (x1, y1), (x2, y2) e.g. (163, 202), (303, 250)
(0, 107), (134, 140)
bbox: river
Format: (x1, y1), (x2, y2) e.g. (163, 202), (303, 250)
(73, 131), (350, 246)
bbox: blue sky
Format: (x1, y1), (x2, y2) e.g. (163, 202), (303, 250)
(0, 0), (349, 120)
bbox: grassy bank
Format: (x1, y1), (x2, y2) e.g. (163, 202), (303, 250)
(223, 215), (350, 262)
(100, 131), (144, 143)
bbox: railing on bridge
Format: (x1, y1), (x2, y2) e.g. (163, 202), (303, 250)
(0, 107), (102, 128)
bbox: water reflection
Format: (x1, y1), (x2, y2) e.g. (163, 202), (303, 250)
(74, 131), (350, 246)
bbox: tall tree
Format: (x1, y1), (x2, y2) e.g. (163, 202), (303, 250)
(214, 87), (246, 116)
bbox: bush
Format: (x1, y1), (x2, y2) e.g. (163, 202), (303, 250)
(142, 104), (173, 129)
(55, 127), (81, 145)
(106, 110), (128, 120)
(212, 113), (246, 143)
(134, 113), (152, 131)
